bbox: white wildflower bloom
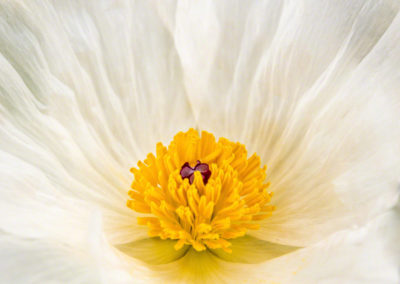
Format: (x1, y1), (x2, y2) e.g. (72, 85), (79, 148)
(0, 0), (400, 283)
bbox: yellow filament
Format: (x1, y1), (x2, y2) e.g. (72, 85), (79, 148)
(127, 129), (274, 252)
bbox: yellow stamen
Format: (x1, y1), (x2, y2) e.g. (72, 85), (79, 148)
(127, 129), (274, 252)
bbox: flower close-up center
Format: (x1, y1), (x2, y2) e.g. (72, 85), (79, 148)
(127, 129), (275, 253)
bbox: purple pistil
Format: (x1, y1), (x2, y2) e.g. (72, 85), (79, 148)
(180, 161), (211, 185)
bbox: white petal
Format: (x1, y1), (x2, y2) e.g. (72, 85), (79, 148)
(173, 0), (284, 129)
(0, 146), (147, 244)
(243, 206), (400, 283)
(0, 214), (149, 284)
(287, 206), (400, 283)
(251, 6), (400, 245)
(0, 150), (94, 240)
(0, 0), (194, 244)
(0, 235), (101, 284)
(174, 0), (400, 134)
(174, 0), (400, 245)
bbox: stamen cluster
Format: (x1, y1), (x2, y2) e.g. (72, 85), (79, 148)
(127, 129), (274, 252)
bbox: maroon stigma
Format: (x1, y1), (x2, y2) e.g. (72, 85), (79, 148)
(180, 161), (211, 185)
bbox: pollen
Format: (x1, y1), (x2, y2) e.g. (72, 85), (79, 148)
(127, 129), (274, 253)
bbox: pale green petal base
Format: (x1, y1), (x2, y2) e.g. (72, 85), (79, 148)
(156, 249), (226, 284)
(154, 237), (298, 284)
(211, 235), (299, 263)
(118, 235), (298, 266)
(116, 238), (189, 265)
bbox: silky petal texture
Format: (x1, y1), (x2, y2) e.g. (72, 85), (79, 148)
(0, 215), (152, 284)
(0, 0), (195, 245)
(0, 235), (101, 284)
(0, 0), (399, 283)
(171, 0), (400, 245)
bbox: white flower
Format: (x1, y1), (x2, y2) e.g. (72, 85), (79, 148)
(1, 0), (400, 283)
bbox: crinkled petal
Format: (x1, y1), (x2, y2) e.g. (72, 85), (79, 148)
(172, 0), (400, 245)
(0, 235), (101, 284)
(251, 4), (400, 245)
(0, 214), (151, 284)
(0, 148), (147, 244)
(0, 0), (195, 244)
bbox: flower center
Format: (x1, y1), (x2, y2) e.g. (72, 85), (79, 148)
(127, 129), (274, 253)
